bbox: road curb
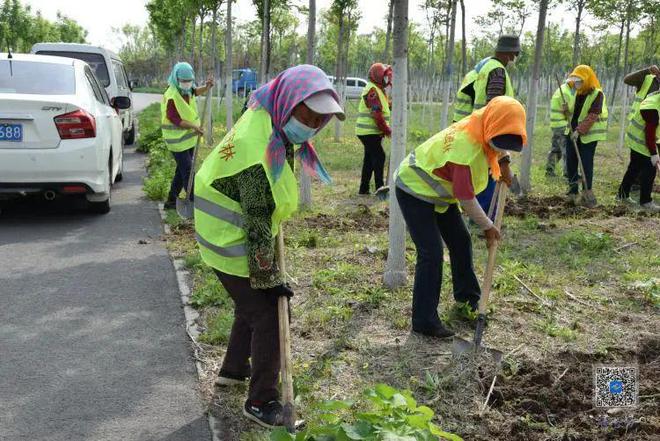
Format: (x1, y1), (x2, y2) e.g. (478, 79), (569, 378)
(158, 204), (222, 441)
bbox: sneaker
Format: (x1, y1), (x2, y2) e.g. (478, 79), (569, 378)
(616, 195), (636, 205)
(243, 400), (284, 429)
(215, 371), (248, 387)
(640, 201), (660, 213)
(412, 323), (455, 339)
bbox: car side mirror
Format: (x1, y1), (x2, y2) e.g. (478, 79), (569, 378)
(111, 96), (131, 110)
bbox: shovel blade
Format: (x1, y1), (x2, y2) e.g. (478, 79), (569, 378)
(509, 174), (522, 196)
(451, 336), (503, 365)
(176, 198), (194, 219)
(375, 185), (390, 201)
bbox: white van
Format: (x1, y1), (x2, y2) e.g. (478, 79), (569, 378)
(31, 43), (136, 144)
(327, 76), (369, 99)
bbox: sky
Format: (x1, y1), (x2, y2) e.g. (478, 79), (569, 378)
(21, 0), (589, 52)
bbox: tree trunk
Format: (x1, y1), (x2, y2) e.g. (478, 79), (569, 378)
(383, 0), (394, 62)
(190, 15), (196, 63)
(610, 20), (625, 113)
(384, 0), (408, 289)
(259, 0), (270, 83)
(211, 6), (220, 113)
(460, 0), (467, 77)
(179, 16), (186, 61)
(439, 0), (457, 130)
(334, 14), (345, 142)
(299, 0), (316, 210)
(225, 0), (233, 131)
(520, 0), (548, 194)
(198, 13), (204, 75)
(571, 2), (583, 67)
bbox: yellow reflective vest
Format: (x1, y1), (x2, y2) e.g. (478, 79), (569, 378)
(473, 58), (515, 110)
(453, 69), (478, 123)
(194, 108), (298, 277)
(626, 92), (660, 157)
(576, 88), (609, 144)
(394, 119), (489, 214)
(355, 81), (390, 136)
(161, 86), (200, 152)
(550, 84), (575, 133)
(628, 74), (656, 122)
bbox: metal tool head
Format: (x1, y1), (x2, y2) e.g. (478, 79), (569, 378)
(451, 335), (503, 365)
(375, 185), (390, 201)
(176, 198), (194, 219)
(509, 174), (522, 196)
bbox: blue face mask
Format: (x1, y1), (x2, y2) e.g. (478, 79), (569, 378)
(283, 116), (317, 144)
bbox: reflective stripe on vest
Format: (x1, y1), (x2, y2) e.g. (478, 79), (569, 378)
(550, 84), (575, 131)
(355, 81), (391, 135)
(160, 86), (200, 152)
(626, 92), (660, 157)
(628, 74), (656, 122)
(473, 58), (514, 110)
(577, 88), (609, 144)
(394, 118), (489, 213)
(193, 108), (298, 277)
(453, 70), (478, 122)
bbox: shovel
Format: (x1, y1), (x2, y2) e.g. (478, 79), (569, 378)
(554, 74), (597, 208)
(176, 86), (213, 219)
(452, 184), (508, 364)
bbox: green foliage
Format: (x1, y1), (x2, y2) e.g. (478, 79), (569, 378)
(198, 308), (234, 345)
(270, 384), (462, 441)
(0, 0), (86, 52)
(557, 230), (613, 256)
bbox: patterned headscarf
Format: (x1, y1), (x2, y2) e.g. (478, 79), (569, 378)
(569, 65), (601, 95)
(249, 64), (340, 184)
(167, 62), (195, 95)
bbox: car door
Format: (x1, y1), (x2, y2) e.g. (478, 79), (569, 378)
(111, 59), (131, 131)
(84, 67), (121, 180)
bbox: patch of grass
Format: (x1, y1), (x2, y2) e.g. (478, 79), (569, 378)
(198, 308), (234, 345)
(535, 316), (578, 342)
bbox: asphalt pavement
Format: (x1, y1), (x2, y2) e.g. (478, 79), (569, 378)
(0, 93), (212, 441)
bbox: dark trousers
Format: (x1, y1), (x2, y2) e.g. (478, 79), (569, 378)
(618, 149), (657, 204)
(395, 187), (481, 330)
(168, 148), (194, 201)
(214, 270), (280, 402)
(566, 139), (597, 194)
(358, 134), (386, 194)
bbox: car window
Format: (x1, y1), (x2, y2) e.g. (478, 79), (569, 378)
(358, 80), (367, 87)
(0, 60), (75, 94)
(346, 79), (356, 87)
(112, 60), (127, 88)
(85, 67), (107, 104)
(36, 50), (111, 87)
(120, 64), (130, 89)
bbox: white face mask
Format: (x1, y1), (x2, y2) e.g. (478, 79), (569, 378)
(506, 56), (517, 68)
(383, 75), (389, 85)
(179, 80), (193, 91)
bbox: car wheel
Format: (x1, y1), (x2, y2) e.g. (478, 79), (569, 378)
(124, 123), (136, 145)
(89, 160), (111, 215)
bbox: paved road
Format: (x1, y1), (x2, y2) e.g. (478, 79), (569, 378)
(0, 94), (211, 440)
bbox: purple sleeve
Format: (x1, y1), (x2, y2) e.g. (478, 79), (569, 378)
(166, 99), (182, 126)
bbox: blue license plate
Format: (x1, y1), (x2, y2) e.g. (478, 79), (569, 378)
(0, 123), (23, 142)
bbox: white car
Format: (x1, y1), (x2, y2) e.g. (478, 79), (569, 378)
(31, 43), (136, 145)
(327, 76), (369, 99)
(0, 53), (129, 214)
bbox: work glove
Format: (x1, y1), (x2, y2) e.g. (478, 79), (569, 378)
(651, 154), (659, 167)
(263, 283), (294, 298)
(570, 130), (579, 142)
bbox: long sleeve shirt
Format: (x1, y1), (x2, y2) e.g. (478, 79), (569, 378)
(165, 88), (196, 126)
(486, 67), (508, 103)
(210, 144), (294, 290)
(364, 87), (391, 136)
(641, 109), (659, 155)
(571, 90), (603, 135)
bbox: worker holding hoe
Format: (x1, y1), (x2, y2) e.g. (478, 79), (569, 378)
(394, 96), (526, 338)
(161, 62), (213, 210)
(356, 62), (392, 195)
(545, 76), (575, 178)
(193, 65), (344, 429)
(452, 35), (520, 214)
(564, 65), (608, 207)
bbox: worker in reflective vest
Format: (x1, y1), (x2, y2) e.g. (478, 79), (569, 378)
(355, 63), (392, 195)
(394, 96), (526, 338)
(624, 65), (660, 121)
(545, 81), (575, 177)
(194, 65), (344, 429)
(160, 62), (213, 209)
(565, 65), (608, 206)
(618, 91), (660, 212)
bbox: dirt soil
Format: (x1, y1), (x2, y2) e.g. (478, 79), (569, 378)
(505, 195), (654, 219)
(303, 204), (389, 231)
(475, 336), (660, 440)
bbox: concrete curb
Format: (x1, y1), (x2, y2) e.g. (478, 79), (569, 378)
(158, 204), (222, 441)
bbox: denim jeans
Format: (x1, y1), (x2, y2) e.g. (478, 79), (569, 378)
(395, 187), (481, 331)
